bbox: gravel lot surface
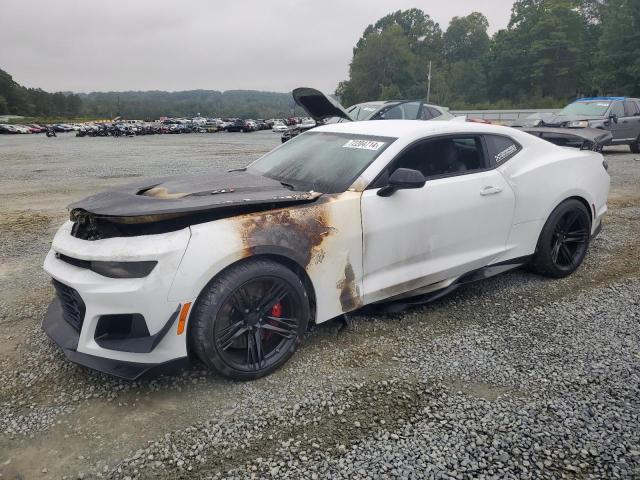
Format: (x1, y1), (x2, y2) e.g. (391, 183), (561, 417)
(0, 132), (638, 479)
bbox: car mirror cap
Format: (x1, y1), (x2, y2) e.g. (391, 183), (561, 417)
(377, 168), (426, 197)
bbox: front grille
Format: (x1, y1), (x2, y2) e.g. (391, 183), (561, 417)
(52, 279), (86, 331)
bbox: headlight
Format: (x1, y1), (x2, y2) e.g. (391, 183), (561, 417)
(90, 261), (157, 278)
(569, 120), (589, 128)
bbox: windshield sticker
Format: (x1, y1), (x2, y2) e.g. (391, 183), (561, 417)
(495, 144), (518, 163)
(343, 139), (386, 151)
(596, 103), (610, 107)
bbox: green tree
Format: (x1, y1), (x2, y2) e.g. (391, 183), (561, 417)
(486, 0), (592, 102)
(339, 24), (416, 105)
(0, 95), (8, 114)
(444, 12), (490, 62)
(595, 0), (640, 96)
(440, 13), (491, 105)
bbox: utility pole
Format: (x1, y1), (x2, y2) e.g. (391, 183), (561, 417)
(427, 61), (432, 103)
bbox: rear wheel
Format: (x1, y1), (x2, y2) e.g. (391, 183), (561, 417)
(190, 259), (310, 380)
(529, 199), (591, 278)
(630, 136), (640, 154)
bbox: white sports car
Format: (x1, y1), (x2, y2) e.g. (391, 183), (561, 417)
(43, 121), (610, 380)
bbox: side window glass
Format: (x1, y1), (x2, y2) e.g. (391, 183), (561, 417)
(393, 136), (485, 178)
(624, 100), (639, 117)
(427, 107), (442, 119)
(380, 102), (421, 120)
(610, 101), (625, 118)
(400, 102), (421, 119)
(485, 135), (521, 165)
(381, 104), (403, 119)
(420, 107), (434, 120)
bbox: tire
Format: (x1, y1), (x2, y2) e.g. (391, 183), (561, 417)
(190, 259), (310, 380)
(529, 199), (592, 278)
(630, 136), (640, 154)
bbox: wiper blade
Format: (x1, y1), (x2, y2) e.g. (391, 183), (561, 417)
(280, 181), (296, 191)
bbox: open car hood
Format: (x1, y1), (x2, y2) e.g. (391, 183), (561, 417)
(69, 169), (321, 219)
(292, 87), (353, 123)
(520, 127), (613, 151)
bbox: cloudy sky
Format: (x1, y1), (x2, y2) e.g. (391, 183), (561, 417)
(0, 0), (515, 94)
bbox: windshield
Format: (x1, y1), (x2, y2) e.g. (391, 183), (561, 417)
(248, 131), (395, 193)
(559, 101), (611, 117)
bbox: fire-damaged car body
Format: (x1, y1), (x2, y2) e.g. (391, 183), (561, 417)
(43, 121), (610, 380)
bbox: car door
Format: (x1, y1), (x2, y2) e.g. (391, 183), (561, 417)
(608, 100), (628, 141)
(622, 100), (640, 141)
(360, 135), (515, 304)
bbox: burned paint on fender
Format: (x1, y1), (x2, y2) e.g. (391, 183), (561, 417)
(235, 193), (365, 320)
(337, 260), (363, 312)
(237, 200), (337, 269)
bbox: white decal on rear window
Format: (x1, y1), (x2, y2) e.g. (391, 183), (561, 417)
(596, 103), (610, 107)
(495, 144), (518, 163)
(343, 139), (386, 151)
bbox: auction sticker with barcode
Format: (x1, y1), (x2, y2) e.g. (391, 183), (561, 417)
(343, 139), (386, 151)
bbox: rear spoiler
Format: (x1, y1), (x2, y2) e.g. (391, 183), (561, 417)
(519, 127), (612, 152)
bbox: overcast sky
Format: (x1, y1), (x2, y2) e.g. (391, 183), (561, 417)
(0, 0), (515, 94)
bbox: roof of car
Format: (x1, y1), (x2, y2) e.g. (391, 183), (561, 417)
(574, 97), (627, 102)
(314, 119), (520, 141)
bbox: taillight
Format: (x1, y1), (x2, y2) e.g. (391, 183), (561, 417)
(602, 159), (609, 171)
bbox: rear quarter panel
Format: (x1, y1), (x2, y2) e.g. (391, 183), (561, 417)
(497, 138), (609, 259)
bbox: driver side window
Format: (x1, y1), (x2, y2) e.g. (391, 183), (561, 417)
(609, 101), (625, 118)
(391, 136), (487, 179)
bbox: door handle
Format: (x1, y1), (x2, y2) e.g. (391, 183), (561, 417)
(480, 186), (503, 196)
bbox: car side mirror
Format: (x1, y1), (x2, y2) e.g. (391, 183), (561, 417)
(609, 113), (618, 123)
(377, 168), (426, 197)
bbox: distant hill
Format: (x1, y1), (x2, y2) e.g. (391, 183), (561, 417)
(1, 67), (302, 120)
(78, 89), (300, 120)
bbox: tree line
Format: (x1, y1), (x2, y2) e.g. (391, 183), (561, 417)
(0, 69), (82, 117)
(337, 0), (640, 109)
(0, 67), (298, 120)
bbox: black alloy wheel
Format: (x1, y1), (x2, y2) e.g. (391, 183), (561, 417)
(190, 259), (309, 380)
(529, 199), (592, 278)
(214, 277), (302, 373)
(549, 209), (590, 270)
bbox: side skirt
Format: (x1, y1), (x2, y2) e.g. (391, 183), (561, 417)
(372, 255), (533, 313)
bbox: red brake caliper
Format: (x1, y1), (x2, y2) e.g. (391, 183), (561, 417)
(264, 302), (281, 341)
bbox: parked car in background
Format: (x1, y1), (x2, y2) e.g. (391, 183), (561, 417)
(539, 97), (640, 152)
(225, 119), (254, 132)
(0, 124), (19, 134)
(281, 119), (317, 143)
(292, 88), (455, 125)
(282, 87), (456, 142)
(272, 122), (288, 133)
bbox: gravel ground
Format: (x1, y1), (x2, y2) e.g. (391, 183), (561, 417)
(0, 132), (638, 479)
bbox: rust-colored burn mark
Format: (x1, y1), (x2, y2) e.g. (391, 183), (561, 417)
(337, 260), (362, 312)
(238, 201), (336, 269)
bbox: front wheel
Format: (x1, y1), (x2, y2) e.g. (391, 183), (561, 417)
(630, 136), (640, 154)
(190, 259), (310, 380)
(529, 199), (592, 278)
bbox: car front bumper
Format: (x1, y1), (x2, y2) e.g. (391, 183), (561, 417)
(42, 297), (190, 379)
(42, 221), (194, 379)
